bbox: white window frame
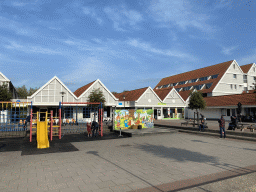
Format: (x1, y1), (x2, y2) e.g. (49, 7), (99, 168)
(233, 74), (237, 79)
(230, 84), (233, 89)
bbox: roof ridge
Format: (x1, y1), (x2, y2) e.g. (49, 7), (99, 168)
(161, 60), (234, 80)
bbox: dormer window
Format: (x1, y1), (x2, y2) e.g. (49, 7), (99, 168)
(194, 84), (204, 90)
(205, 83), (213, 89)
(178, 81), (186, 85)
(199, 76), (209, 81)
(188, 79), (197, 83)
(175, 88), (181, 92)
(162, 84), (169, 88)
(211, 74), (219, 79)
(233, 64), (235, 69)
(183, 86), (192, 91)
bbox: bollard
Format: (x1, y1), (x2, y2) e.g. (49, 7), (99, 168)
(118, 128), (123, 137)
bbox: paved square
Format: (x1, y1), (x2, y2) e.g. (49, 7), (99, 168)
(0, 132), (255, 191)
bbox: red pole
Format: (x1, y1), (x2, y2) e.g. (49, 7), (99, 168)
(30, 108), (33, 142)
(50, 110), (53, 141)
(59, 108), (61, 139)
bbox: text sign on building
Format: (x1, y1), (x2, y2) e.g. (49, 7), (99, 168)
(158, 103), (166, 105)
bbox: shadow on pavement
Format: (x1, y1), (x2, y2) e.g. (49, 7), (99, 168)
(134, 143), (219, 164)
(0, 132), (129, 156)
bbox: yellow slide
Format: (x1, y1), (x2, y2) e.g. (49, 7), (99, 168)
(37, 121), (49, 149)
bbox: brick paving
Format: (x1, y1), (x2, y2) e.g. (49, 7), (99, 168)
(0, 131), (256, 192)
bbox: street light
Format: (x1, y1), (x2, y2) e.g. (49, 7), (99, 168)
(60, 91), (66, 119)
(123, 95), (126, 118)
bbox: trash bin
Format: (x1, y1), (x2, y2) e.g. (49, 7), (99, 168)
(138, 125), (142, 129)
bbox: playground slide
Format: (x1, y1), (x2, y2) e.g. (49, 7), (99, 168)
(37, 121), (49, 149)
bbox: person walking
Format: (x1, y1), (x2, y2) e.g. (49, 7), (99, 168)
(218, 115), (226, 138)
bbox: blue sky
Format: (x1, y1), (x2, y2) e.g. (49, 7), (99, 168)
(0, 0), (255, 93)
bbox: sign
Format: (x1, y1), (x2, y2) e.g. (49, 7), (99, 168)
(158, 103), (166, 105)
(118, 102), (123, 106)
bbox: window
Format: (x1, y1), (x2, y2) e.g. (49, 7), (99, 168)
(244, 87), (248, 92)
(83, 107), (90, 118)
(230, 84), (233, 89)
(175, 88), (181, 92)
(178, 81), (186, 85)
(221, 109), (226, 116)
(211, 74), (219, 79)
(234, 84), (237, 89)
(183, 86), (192, 91)
(199, 76), (209, 81)
(188, 79), (197, 83)
(233, 74), (237, 79)
(254, 77), (256, 81)
(64, 107), (73, 118)
(233, 64), (235, 69)
(243, 75), (247, 83)
(157, 86), (162, 89)
(162, 84), (169, 88)
(254, 67), (255, 72)
(194, 84), (204, 90)
(173, 83), (178, 86)
(205, 83), (213, 89)
(232, 109), (236, 116)
(227, 109), (230, 116)
(202, 93), (207, 97)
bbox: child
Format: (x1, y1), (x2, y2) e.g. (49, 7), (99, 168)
(87, 122), (92, 137)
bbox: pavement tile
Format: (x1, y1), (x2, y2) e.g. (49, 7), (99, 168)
(47, 183), (69, 191)
(99, 175), (117, 182)
(66, 179), (86, 187)
(113, 178), (133, 185)
(127, 181), (151, 190)
(78, 183), (100, 191)
(95, 180), (116, 188)
(55, 176), (74, 184)
(110, 184), (133, 192)
(60, 186), (82, 192)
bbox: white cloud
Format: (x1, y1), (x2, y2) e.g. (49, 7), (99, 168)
(221, 46), (238, 55)
(5, 41), (62, 55)
(104, 6), (143, 31)
(83, 7), (103, 25)
(149, 0), (214, 33)
(126, 38), (193, 59)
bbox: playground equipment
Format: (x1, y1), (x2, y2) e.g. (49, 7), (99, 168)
(0, 102), (30, 138)
(60, 102), (103, 137)
(1, 101), (103, 149)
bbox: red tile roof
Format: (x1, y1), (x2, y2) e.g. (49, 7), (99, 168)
(114, 87), (148, 101)
(240, 63), (253, 73)
(73, 80), (96, 97)
(154, 60), (234, 94)
(205, 92), (256, 107)
(178, 90), (192, 101)
(154, 88), (172, 100)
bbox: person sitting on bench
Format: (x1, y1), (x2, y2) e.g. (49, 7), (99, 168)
(199, 119), (205, 131)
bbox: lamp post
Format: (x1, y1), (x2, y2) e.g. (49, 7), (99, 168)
(123, 95), (125, 109)
(60, 92), (66, 120)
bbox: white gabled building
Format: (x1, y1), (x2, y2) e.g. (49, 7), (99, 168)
(154, 60), (256, 120)
(27, 77), (119, 122)
(0, 72), (18, 99)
